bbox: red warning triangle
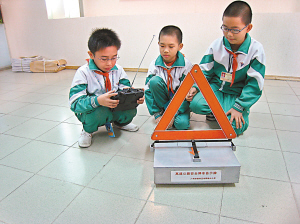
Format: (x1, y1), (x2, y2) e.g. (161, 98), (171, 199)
(152, 64), (237, 140)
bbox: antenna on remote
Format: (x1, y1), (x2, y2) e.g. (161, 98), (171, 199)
(131, 35), (155, 86)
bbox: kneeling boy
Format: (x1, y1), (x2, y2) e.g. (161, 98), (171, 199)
(145, 25), (193, 130)
(69, 28), (144, 147)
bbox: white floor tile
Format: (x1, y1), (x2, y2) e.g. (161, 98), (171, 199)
(272, 114), (300, 132)
(220, 216), (259, 224)
(10, 103), (54, 118)
(0, 175), (83, 224)
(292, 87), (300, 95)
(0, 165), (33, 201)
(116, 133), (154, 161)
(283, 152), (300, 183)
(277, 130), (300, 153)
(35, 106), (74, 122)
(250, 101), (270, 113)
(136, 201), (219, 224)
(148, 184), (224, 215)
(0, 140), (68, 173)
(236, 146), (289, 181)
(266, 93), (300, 104)
(13, 92), (49, 103)
(221, 176), (300, 224)
(88, 156), (154, 200)
(35, 94), (69, 106)
(5, 118), (60, 139)
(0, 134), (31, 159)
(248, 112), (275, 129)
(38, 147), (113, 186)
(269, 103), (300, 116)
(36, 122), (82, 146)
(292, 183), (300, 214)
(264, 86), (295, 95)
(0, 101), (29, 114)
(264, 80), (289, 87)
(233, 127), (281, 150)
(53, 188), (145, 224)
(0, 115), (30, 133)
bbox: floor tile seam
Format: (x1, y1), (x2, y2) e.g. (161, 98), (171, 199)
(85, 185), (149, 202)
(270, 112), (300, 117)
(8, 107), (63, 120)
(0, 167), (36, 203)
(0, 116), (31, 133)
(0, 138), (34, 161)
(50, 185), (86, 224)
(291, 184), (300, 217)
(1, 101), (32, 114)
(233, 144), (286, 152)
(113, 153), (155, 164)
(219, 215), (264, 224)
(144, 199), (221, 216)
(134, 186), (155, 224)
(218, 184), (225, 223)
(82, 152), (118, 188)
(114, 153), (154, 163)
(240, 174), (291, 183)
(33, 146), (71, 174)
(32, 137), (77, 148)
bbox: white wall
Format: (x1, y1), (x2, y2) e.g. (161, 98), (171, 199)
(1, 0), (300, 77)
(0, 24), (11, 69)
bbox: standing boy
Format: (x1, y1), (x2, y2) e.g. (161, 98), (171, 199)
(187, 1), (266, 135)
(145, 25), (193, 130)
(69, 28), (144, 147)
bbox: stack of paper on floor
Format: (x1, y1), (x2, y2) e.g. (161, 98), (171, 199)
(30, 59), (67, 73)
(12, 56), (44, 72)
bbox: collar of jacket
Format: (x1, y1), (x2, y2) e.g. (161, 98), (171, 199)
(155, 51), (185, 68)
(88, 58), (118, 72)
(223, 33), (251, 54)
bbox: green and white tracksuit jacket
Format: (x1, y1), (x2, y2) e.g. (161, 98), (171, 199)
(69, 59), (135, 133)
(190, 33), (266, 135)
(145, 52), (193, 130)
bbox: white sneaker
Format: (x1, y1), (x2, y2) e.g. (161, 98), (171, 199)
(78, 130), (92, 148)
(114, 123), (139, 132)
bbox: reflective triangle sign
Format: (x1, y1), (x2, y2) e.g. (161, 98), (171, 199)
(152, 64), (237, 140)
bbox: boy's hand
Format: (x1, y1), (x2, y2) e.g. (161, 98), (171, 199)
(137, 95), (145, 104)
(186, 87), (198, 102)
(97, 90), (119, 108)
(226, 108), (245, 129)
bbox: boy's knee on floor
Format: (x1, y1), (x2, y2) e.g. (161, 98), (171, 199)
(174, 116), (190, 130)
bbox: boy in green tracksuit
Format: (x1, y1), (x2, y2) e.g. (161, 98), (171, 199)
(145, 25), (193, 130)
(69, 28), (144, 147)
(187, 1), (266, 135)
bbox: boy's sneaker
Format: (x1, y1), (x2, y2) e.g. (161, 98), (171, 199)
(78, 130), (92, 148)
(114, 123), (139, 132)
(206, 113), (216, 121)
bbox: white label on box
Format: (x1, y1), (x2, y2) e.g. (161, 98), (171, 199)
(171, 170), (222, 182)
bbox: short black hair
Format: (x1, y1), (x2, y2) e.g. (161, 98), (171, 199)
(223, 1), (252, 25)
(88, 28), (121, 55)
(159, 25), (183, 44)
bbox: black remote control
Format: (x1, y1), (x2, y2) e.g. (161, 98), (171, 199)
(110, 88), (144, 112)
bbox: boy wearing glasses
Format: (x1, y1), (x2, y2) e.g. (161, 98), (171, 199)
(187, 1), (266, 135)
(145, 25), (193, 130)
(69, 28), (144, 147)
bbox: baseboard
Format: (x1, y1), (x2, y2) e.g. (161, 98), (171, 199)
(0, 66), (12, 71)
(265, 75), (300, 82)
(65, 66), (300, 82)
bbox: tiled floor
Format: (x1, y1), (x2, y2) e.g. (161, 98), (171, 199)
(0, 68), (300, 224)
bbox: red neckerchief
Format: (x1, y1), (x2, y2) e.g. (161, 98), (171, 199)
(225, 48), (239, 87)
(87, 59), (111, 91)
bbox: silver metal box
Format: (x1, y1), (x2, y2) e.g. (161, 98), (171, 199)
(153, 141), (240, 184)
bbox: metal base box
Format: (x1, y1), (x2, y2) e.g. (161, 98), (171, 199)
(153, 141), (240, 184)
